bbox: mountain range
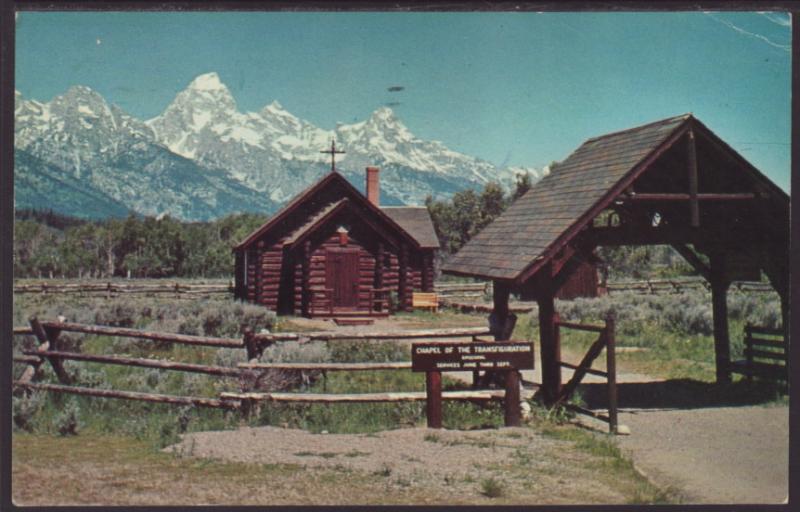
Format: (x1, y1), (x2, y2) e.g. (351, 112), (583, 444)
(14, 72), (544, 221)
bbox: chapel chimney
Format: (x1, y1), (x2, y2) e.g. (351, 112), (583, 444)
(366, 166), (380, 206)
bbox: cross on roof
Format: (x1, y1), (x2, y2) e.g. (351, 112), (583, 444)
(320, 139), (346, 172)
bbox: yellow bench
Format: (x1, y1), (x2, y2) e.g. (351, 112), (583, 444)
(412, 292), (439, 313)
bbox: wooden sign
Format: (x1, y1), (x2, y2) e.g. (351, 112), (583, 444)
(411, 342), (535, 372)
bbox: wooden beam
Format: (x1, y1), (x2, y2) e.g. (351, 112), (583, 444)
(426, 371), (443, 428)
(220, 389), (506, 403)
(23, 350), (243, 377)
(239, 361), (411, 371)
(583, 226), (705, 247)
(710, 253), (732, 384)
(504, 370), (521, 427)
(688, 129), (700, 227)
(537, 270), (561, 406)
(253, 326), (491, 343)
(671, 244), (711, 281)
(627, 193), (756, 201)
(40, 321), (243, 348)
(13, 381), (239, 409)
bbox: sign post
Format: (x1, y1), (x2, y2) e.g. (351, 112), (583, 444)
(411, 341), (534, 428)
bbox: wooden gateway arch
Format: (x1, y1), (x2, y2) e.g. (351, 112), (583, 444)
(442, 114), (789, 404)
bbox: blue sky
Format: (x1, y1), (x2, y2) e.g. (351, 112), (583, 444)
(15, 11), (792, 191)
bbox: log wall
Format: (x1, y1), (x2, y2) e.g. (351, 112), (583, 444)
(237, 201), (436, 316)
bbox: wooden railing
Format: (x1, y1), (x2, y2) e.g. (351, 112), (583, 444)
(730, 324), (787, 384)
(12, 318), (246, 409)
(606, 278), (773, 294)
(13, 320), (494, 416)
(13, 281), (233, 298)
(554, 313), (619, 434)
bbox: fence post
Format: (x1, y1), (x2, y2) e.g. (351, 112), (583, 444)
(605, 312), (618, 435)
(29, 317), (72, 385)
(426, 371), (442, 428)
(243, 329), (259, 361)
(106, 282), (112, 300)
(553, 312), (562, 399)
(744, 323), (753, 385)
(504, 370), (521, 427)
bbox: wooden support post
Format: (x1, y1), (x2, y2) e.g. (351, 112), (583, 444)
(426, 371), (442, 428)
(504, 369), (521, 427)
(399, 244), (409, 311)
(779, 292), (789, 346)
(538, 290), (561, 405)
(302, 241), (311, 317)
(687, 129), (700, 227)
(482, 280), (516, 388)
(710, 254), (731, 385)
(490, 280), (516, 340)
(605, 312), (618, 435)
(255, 242), (264, 304)
(29, 318), (71, 384)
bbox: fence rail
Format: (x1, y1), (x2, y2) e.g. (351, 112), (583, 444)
(606, 278), (773, 294)
(13, 281), (232, 297)
(12, 319), (497, 419)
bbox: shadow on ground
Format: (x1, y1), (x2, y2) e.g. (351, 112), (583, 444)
(578, 379), (787, 410)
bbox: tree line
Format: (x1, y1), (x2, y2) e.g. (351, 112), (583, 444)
(14, 170), (694, 280)
(14, 209), (266, 279)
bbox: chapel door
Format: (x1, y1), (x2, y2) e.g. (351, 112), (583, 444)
(326, 250), (360, 309)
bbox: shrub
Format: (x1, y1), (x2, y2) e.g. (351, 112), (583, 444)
(260, 341), (331, 363)
(12, 391), (44, 432)
(54, 398), (81, 436)
(329, 340), (407, 363)
(480, 477), (505, 498)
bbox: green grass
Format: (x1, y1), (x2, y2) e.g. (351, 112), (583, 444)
(479, 477), (505, 498)
(535, 417), (681, 505)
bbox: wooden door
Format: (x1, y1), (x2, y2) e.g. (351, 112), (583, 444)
(326, 250), (360, 308)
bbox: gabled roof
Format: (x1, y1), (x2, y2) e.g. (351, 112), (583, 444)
(284, 199), (349, 246)
(382, 207), (440, 249)
(442, 113), (788, 283)
(234, 171), (436, 252)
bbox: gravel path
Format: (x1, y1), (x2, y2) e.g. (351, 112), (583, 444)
(615, 406), (788, 504)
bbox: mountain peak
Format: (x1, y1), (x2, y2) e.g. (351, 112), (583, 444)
(187, 72), (226, 92)
(370, 106), (396, 122)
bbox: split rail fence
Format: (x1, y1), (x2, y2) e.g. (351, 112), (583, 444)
(13, 281), (233, 298)
(605, 277), (773, 294)
(13, 319), (504, 418)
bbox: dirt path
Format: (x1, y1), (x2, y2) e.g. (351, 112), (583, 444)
(165, 426), (629, 504)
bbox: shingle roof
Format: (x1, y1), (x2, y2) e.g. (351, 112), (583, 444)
(381, 207), (440, 249)
(442, 114), (693, 281)
(235, 170), (438, 252)
(284, 199), (349, 246)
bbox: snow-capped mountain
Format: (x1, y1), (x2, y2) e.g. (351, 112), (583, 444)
(15, 72), (543, 220)
(146, 72), (542, 204)
(14, 86), (275, 220)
